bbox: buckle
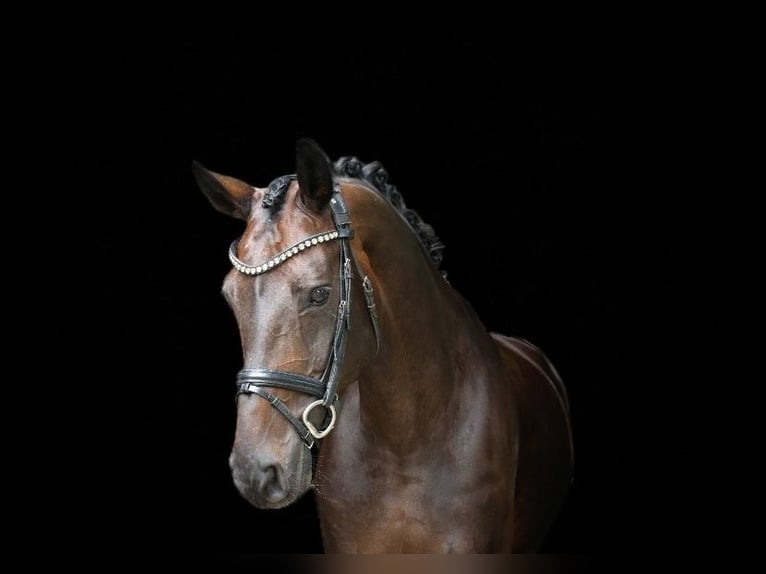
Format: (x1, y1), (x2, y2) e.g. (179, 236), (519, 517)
(302, 400), (337, 440)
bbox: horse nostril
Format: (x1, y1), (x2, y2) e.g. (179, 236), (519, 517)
(258, 463), (286, 502)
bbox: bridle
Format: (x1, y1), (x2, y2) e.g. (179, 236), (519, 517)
(229, 176), (381, 450)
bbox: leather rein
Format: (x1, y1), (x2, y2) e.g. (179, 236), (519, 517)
(228, 177), (381, 450)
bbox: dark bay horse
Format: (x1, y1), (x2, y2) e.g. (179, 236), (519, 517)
(192, 138), (574, 552)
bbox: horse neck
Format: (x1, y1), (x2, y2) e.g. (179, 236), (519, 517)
(350, 200), (483, 450)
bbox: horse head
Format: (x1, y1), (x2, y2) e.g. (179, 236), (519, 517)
(192, 138), (381, 509)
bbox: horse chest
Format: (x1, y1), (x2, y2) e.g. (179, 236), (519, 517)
(315, 441), (507, 552)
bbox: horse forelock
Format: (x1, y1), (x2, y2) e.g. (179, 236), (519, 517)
(261, 174), (292, 211)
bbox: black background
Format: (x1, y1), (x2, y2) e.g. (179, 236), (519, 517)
(7, 8), (762, 567)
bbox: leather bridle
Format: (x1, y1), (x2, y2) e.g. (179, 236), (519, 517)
(229, 177), (381, 450)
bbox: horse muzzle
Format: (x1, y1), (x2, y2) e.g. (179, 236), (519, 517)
(228, 447), (312, 509)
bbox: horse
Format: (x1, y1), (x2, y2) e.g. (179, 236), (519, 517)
(191, 138), (574, 553)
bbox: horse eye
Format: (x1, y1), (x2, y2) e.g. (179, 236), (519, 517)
(309, 286), (331, 305)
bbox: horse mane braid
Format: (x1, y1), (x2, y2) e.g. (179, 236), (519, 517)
(333, 156), (445, 270)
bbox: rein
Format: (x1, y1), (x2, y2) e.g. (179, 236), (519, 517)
(230, 179), (380, 450)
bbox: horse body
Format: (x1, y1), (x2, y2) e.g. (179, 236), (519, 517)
(193, 138), (573, 553)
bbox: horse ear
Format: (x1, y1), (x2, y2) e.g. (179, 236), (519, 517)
(191, 160), (253, 220)
(295, 138), (334, 213)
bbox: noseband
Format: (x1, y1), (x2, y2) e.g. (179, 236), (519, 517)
(229, 177), (381, 450)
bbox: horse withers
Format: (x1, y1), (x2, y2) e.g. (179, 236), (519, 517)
(192, 138), (574, 552)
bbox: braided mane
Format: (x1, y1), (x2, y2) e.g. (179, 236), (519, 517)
(333, 156), (445, 271)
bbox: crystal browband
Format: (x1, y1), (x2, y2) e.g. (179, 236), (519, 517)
(228, 230), (341, 276)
